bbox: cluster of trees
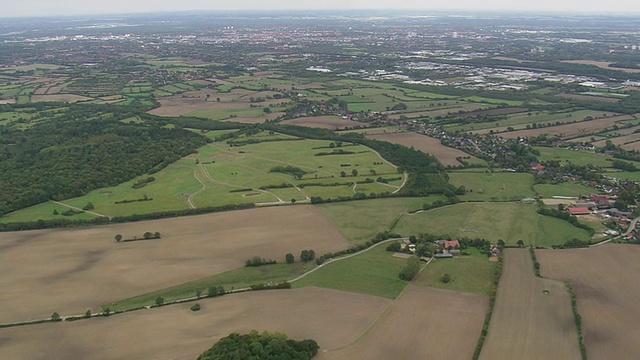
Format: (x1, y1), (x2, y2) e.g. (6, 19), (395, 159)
(132, 176), (156, 189)
(114, 231), (161, 242)
(245, 256), (277, 267)
(398, 256), (421, 281)
(300, 250), (316, 262)
(196, 331), (319, 360)
(269, 165), (307, 179)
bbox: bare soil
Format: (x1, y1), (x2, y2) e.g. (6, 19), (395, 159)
(537, 244), (640, 359)
(480, 249), (581, 360)
(0, 206), (349, 323)
(319, 285), (487, 360)
(281, 116), (367, 130)
(147, 89), (275, 117)
(0, 287), (389, 360)
(366, 132), (477, 167)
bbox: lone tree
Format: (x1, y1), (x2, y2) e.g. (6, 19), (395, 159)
(143, 232), (154, 240)
(155, 296), (164, 306)
(517, 239), (525, 247)
(153, 231), (161, 239)
(114, 234), (123, 242)
(351, 169), (358, 177)
(51, 312), (61, 322)
(285, 253), (295, 264)
(300, 249), (316, 262)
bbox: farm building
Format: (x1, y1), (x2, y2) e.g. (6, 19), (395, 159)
(567, 207), (591, 215)
(443, 240), (460, 249)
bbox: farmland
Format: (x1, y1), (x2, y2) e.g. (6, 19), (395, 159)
(393, 202), (593, 247)
(366, 131), (481, 167)
(448, 172), (536, 201)
(0, 206), (349, 324)
(480, 249), (582, 360)
(538, 244), (640, 359)
(320, 285), (488, 360)
(0, 288), (390, 360)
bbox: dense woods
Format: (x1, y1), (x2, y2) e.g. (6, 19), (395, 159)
(0, 111), (206, 215)
(197, 331), (319, 360)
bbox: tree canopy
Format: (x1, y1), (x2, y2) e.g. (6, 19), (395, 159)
(197, 331), (319, 360)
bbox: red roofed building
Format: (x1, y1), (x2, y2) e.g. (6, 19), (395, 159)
(443, 240), (460, 249)
(568, 207), (591, 215)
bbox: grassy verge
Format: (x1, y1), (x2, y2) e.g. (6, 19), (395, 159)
(106, 262), (314, 312)
(473, 255), (503, 360)
(292, 246), (409, 299)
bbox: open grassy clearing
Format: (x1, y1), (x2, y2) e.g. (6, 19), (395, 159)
(281, 116), (366, 130)
(0, 206), (349, 324)
(2, 133), (400, 220)
(415, 247), (497, 295)
(480, 249), (581, 360)
(534, 181), (599, 198)
(316, 196), (447, 243)
(449, 172), (536, 201)
(109, 261), (315, 312)
(394, 202), (593, 247)
(538, 244), (640, 359)
(0, 288), (390, 360)
(366, 131), (481, 167)
(320, 285), (488, 360)
(293, 246), (411, 299)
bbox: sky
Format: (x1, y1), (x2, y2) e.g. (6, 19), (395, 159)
(1, 0), (639, 18)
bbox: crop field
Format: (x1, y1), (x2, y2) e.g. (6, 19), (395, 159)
(593, 132), (640, 150)
(480, 249), (581, 360)
(447, 109), (612, 134)
(30, 94), (93, 103)
(534, 181), (599, 198)
(0, 206), (349, 324)
(316, 196), (447, 243)
(293, 246), (410, 299)
(281, 116), (366, 130)
(394, 202), (593, 247)
(499, 115), (634, 139)
(366, 131), (479, 167)
(561, 60), (640, 74)
(0, 287), (390, 360)
(448, 172), (536, 201)
(537, 244), (640, 359)
(320, 285), (488, 360)
(415, 248), (497, 295)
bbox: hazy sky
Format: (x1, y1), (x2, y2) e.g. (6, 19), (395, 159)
(1, 0), (639, 18)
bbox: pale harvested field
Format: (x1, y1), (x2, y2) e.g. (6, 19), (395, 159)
(320, 285), (487, 360)
(499, 115), (634, 139)
(593, 133), (640, 151)
(0, 206), (349, 324)
(46, 86), (63, 94)
(541, 198), (577, 206)
(0, 287), (388, 360)
(281, 116), (366, 130)
(147, 89), (276, 117)
(0, 99), (16, 104)
(538, 244), (640, 359)
(562, 60), (640, 74)
(367, 132), (476, 167)
(33, 87), (49, 95)
(480, 249), (581, 360)
(30, 94), (92, 103)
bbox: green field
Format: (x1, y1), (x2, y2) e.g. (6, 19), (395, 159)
(416, 247), (497, 295)
(534, 182), (599, 198)
(317, 196), (448, 243)
(107, 262), (314, 312)
(449, 172), (536, 201)
(1, 132), (402, 221)
(534, 146), (621, 168)
(393, 202), (592, 247)
(292, 246), (411, 299)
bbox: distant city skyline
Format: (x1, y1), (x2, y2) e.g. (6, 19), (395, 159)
(1, 0), (640, 18)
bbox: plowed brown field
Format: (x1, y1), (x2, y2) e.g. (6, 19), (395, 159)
(480, 249), (581, 360)
(0, 206), (349, 323)
(537, 244), (640, 359)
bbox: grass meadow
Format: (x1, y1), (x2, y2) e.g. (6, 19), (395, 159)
(449, 172), (536, 201)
